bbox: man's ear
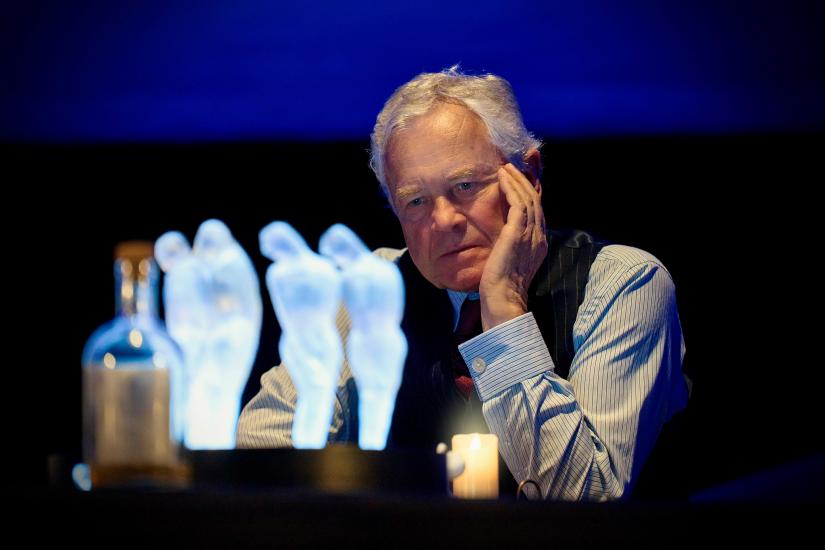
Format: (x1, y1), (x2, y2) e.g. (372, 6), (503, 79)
(523, 149), (542, 195)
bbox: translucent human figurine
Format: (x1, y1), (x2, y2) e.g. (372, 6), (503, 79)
(319, 224), (407, 451)
(155, 219), (263, 449)
(260, 221), (343, 449)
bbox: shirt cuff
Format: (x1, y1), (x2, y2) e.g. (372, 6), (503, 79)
(458, 312), (556, 402)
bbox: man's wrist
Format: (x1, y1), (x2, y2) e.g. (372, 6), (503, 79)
(479, 293), (527, 331)
(458, 311), (557, 402)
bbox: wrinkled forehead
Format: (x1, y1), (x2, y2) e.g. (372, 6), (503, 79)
(387, 101), (491, 150)
(384, 103), (501, 189)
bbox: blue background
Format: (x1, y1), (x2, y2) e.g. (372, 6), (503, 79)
(2, 0), (823, 141)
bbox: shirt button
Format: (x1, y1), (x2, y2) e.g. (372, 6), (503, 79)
(472, 357), (486, 374)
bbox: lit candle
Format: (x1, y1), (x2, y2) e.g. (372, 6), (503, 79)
(451, 433), (498, 499)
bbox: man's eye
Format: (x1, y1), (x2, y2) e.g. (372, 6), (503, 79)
(456, 182), (475, 192)
(408, 197), (424, 207)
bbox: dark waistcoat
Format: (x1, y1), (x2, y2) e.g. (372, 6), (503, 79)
(386, 229), (609, 496)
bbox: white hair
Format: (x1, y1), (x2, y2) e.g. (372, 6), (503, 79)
(369, 65), (542, 198)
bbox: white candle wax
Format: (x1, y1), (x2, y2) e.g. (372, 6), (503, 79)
(451, 433), (498, 499)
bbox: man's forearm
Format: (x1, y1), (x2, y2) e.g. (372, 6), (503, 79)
(482, 374), (628, 501)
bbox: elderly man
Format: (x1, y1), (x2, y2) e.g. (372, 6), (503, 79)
(237, 67), (690, 501)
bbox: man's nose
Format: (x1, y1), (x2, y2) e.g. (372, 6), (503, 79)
(431, 196), (465, 231)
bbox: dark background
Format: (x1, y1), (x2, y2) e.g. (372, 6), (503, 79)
(9, 134), (823, 496)
(3, 1), (824, 495)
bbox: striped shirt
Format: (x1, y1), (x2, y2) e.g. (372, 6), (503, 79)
(236, 244), (689, 502)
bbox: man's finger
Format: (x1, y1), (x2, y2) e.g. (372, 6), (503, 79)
(503, 164), (544, 244)
(500, 165), (534, 233)
(497, 166), (529, 231)
(501, 164), (546, 250)
(504, 163), (539, 199)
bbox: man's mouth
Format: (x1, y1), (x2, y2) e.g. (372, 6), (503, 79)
(439, 245), (476, 258)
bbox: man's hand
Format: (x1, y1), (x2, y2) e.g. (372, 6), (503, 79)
(478, 163), (548, 331)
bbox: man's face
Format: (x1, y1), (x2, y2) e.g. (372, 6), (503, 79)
(385, 102), (508, 291)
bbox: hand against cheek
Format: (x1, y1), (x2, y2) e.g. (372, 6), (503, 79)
(478, 163), (548, 331)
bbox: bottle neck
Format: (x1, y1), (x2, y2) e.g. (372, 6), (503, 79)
(114, 257), (159, 318)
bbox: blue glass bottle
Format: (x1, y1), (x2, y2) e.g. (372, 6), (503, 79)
(81, 241), (186, 488)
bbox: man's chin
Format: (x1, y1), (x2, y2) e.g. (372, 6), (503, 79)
(435, 268), (482, 292)
(410, 251), (485, 291)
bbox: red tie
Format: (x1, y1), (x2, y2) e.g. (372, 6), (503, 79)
(451, 298), (482, 399)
